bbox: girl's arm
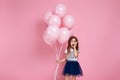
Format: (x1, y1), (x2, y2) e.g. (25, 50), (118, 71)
(74, 45), (79, 58)
(56, 58), (66, 63)
(56, 49), (68, 63)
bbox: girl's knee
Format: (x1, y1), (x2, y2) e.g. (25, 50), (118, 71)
(64, 75), (70, 80)
(72, 76), (76, 80)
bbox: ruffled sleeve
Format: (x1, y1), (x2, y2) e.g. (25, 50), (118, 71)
(65, 49), (67, 54)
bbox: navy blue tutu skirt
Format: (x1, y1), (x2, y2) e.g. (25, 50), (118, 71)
(63, 60), (83, 76)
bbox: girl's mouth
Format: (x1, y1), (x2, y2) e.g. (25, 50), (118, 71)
(72, 44), (74, 46)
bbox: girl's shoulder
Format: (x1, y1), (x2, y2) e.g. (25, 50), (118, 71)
(64, 48), (74, 54)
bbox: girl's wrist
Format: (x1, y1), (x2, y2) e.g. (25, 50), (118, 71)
(74, 47), (76, 50)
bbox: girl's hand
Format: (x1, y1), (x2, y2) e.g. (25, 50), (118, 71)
(56, 59), (60, 64)
(56, 58), (66, 63)
(73, 44), (77, 49)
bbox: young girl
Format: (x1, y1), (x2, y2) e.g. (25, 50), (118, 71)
(57, 36), (83, 80)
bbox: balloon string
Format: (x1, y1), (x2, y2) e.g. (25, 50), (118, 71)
(51, 45), (55, 54)
(54, 63), (59, 80)
(55, 44), (58, 58)
(54, 44), (63, 80)
(58, 44), (63, 58)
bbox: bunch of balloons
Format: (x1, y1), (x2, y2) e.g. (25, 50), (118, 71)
(43, 4), (74, 45)
(43, 4), (75, 80)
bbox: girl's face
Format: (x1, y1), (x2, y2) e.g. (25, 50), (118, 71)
(70, 38), (77, 48)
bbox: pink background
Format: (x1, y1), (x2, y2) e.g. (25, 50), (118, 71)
(0, 0), (120, 80)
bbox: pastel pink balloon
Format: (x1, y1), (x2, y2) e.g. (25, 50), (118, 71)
(54, 4), (66, 18)
(58, 27), (70, 44)
(63, 15), (74, 29)
(46, 25), (59, 42)
(44, 11), (53, 23)
(48, 15), (61, 27)
(43, 31), (53, 46)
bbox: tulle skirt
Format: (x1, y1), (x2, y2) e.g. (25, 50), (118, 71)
(63, 60), (83, 76)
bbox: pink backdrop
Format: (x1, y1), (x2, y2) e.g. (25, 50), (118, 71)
(0, 0), (120, 80)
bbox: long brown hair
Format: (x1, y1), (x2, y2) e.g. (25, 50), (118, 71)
(67, 36), (79, 53)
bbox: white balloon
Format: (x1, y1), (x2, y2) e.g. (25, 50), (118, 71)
(46, 25), (60, 42)
(48, 15), (61, 27)
(63, 15), (74, 29)
(54, 4), (66, 18)
(43, 31), (53, 45)
(58, 27), (70, 44)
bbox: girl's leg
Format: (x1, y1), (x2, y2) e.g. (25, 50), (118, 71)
(72, 75), (76, 80)
(64, 74), (70, 80)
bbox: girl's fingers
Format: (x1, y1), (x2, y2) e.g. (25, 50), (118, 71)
(56, 60), (60, 63)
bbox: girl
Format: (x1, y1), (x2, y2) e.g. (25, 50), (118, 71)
(57, 36), (83, 80)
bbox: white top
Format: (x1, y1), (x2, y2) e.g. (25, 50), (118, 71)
(65, 48), (80, 61)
